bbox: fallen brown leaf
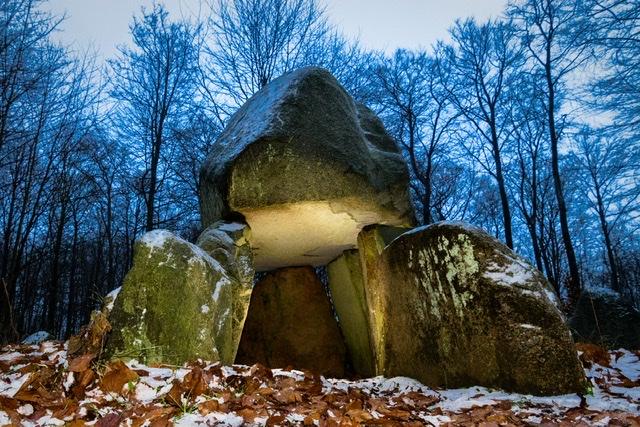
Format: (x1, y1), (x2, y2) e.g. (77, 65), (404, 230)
(238, 407), (258, 422)
(68, 354), (95, 372)
(100, 360), (138, 393)
(95, 413), (121, 427)
(71, 368), (96, 399)
(266, 413), (286, 426)
(197, 399), (220, 414)
(345, 408), (374, 422)
(274, 387), (303, 404)
(577, 342), (611, 367)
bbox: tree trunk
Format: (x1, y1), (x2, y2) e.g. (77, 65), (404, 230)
(145, 135), (161, 232)
(594, 184), (620, 292)
(489, 117), (514, 249)
(545, 60), (581, 306)
(406, 114), (432, 225)
(46, 201), (67, 335)
(66, 210), (80, 335)
(106, 183), (115, 292)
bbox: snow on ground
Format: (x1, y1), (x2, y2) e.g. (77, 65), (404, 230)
(20, 332), (51, 345)
(612, 350), (640, 382)
(0, 341), (638, 426)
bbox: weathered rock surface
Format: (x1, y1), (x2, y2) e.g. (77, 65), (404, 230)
(196, 222), (254, 284)
(569, 290), (640, 350)
(199, 67), (413, 270)
(358, 222), (586, 395)
(327, 250), (375, 377)
(327, 226), (406, 377)
(102, 286), (121, 316)
(196, 221), (254, 361)
(355, 224), (409, 375)
(105, 230), (236, 365)
(235, 266), (346, 377)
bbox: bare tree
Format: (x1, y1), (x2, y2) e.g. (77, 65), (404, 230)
(508, 0), (594, 304)
(109, 4), (200, 232)
(590, 0), (640, 138)
(0, 0), (98, 340)
(201, 0), (372, 116)
(374, 49), (459, 224)
(436, 19), (523, 248)
(507, 79), (567, 292)
(202, 0), (328, 107)
(572, 128), (640, 293)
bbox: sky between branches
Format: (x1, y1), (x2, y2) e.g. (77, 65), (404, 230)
(47, 0), (507, 61)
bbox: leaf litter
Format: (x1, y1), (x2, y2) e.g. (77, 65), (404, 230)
(0, 340), (638, 426)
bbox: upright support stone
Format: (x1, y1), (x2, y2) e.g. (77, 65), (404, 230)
(236, 266), (346, 377)
(359, 222), (587, 395)
(356, 225), (408, 374)
(196, 221), (254, 362)
(327, 250), (374, 377)
(105, 230), (236, 365)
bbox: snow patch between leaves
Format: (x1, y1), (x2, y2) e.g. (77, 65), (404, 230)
(0, 341), (639, 425)
(0, 372), (30, 397)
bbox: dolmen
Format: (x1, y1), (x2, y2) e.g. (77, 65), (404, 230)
(103, 67), (586, 396)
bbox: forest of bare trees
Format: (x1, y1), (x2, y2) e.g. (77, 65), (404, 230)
(1, 0), (639, 342)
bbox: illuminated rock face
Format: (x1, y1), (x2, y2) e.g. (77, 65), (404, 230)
(199, 67), (413, 270)
(327, 226), (407, 377)
(327, 250), (375, 377)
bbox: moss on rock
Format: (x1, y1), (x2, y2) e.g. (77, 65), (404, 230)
(359, 222), (587, 395)
(105, 230), (236, 365)
(196, 222), (254, 362)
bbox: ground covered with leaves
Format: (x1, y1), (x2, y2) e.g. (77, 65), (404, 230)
(0, 340), (638, 426)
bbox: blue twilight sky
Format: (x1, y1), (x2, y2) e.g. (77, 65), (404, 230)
(47, 0), (507, 61)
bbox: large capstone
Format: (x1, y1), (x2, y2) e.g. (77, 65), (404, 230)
(235, 266), (346, 377)
(358, 222), (587, 395)
(105, 230), (237, 365)
(196, 221), (255, 361)
(199, 67), (413, 271)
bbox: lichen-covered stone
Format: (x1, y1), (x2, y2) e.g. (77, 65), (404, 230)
(105, 230), (236, 365)
(199, 67), (414, 270)
(327, 250), (375, 377)
(235, 266), (346, 377)
(360, 222), (587, 395)
(569, 290), (640, 350)
(196, 222), (254, 361)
